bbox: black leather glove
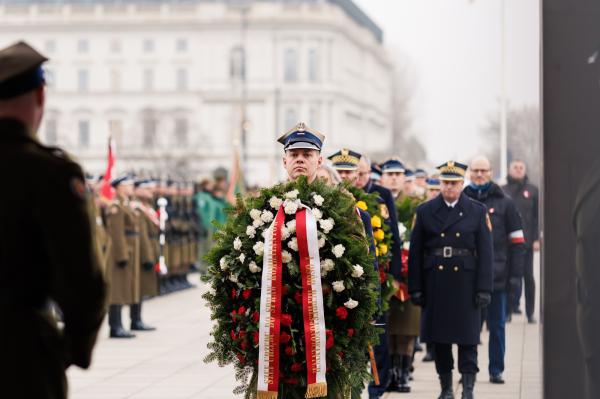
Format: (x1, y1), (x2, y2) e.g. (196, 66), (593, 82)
(117, 260), (128, 269)
(143, 262), (154, 271)
(475, 292), (491, 308)
(411, 291), (424, 307)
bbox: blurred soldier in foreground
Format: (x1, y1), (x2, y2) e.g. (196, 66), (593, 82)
(502, 159), (539, 323)
(463, 156), (525, 384)
(409, 161), (493, 399)
(573, 158), (600, 399)
(0, 41), (106, 398)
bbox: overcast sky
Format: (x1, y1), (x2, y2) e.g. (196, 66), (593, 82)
(354, 0), (540, 165)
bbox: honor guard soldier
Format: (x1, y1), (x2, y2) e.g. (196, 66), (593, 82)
(463, 156), (525, 384)
(0, 41), (106, 399)
(408, 161), (493, 399)
(130, 179), (159, 331)
(106, 175), (141, 338)
(426, 178), (442, 201)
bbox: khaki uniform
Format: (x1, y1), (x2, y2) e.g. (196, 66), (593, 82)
(106, 200), (140, 305)
(91, 200), (112, 274)
(133, 201), (159, 298)
(0, 118), (106, 399)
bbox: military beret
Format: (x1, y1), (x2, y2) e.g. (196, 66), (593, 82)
(0, 41), (48, 99)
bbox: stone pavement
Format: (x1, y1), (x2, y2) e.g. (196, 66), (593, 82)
(69, 256), (541, 399)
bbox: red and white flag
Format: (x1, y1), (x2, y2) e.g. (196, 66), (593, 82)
(100, 137), (116, 200)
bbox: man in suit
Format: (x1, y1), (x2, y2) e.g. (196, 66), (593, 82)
(409, 161), (493, 399)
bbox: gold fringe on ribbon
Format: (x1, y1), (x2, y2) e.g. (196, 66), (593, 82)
(257, 390), (278, 399)
(305, 382), (327, 398)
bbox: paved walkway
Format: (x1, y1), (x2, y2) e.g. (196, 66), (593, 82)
(69, 256), (541, 399)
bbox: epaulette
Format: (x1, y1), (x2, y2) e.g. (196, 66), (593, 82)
(34, 141), (74, 163)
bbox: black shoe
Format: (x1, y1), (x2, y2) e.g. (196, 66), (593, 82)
(461, 373), (475, 399)
(131, 321), (156, 331)
(490, 374), (505, 384)
(513, 308), (522, 315)
(387, 355), (402, 392)
(527, 316), (537, 324)
(437, 373), (454, 399)
(399, 355), (411, 393)
(110, 327), (136, 338)
(414, 341), (423, 352)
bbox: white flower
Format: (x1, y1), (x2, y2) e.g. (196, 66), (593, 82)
(332, 244), (345, 258)
(250, 209), (262, 220)
(312, 208), (323, 221)
(319, 218), (335, 234)
(229, 274), (238, 283)
(246, 225), (256, 238)
(320, 259), (335, 272)
(219, 257), (229, 271)
(332, 280), (345, 292)
(286, 219), (296, 233)
(262, 230), (269, 238)
(351, 265), (364, 278)
(233, 237), (242, 251)
(261, 210), (274, 223)
(287, 237), (298, 251)
(269, 196), (283, 209)
(253, 241), (264, 256)
(238, 253), (246, 264)
(285, 189), (299, 200)
(249, 261), (262, 273)
(403, 241), (410, 251)
(344, 298), (359, 309)
(281, 250), (293, 264)
(318, 236), (326, 248)
(284, 199), (299, 215)
(398, 223), (407, 237)
(253, 219), (264, 228)
(313, 194), (325, 206)
(281, 226), (291, 241)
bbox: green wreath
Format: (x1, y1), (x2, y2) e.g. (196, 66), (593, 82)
(203, 176), (379, 399)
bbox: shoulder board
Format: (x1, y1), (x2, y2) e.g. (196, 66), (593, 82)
(34, 142), (73, 162)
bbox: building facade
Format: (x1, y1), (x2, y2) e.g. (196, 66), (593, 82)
(0, 0), (394, 185)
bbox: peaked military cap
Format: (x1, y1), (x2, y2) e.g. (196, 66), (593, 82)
(0, 41), (48, 99)
(328, 148), (361, 171)
(437, 160), (468, 181)
(426, 177), (441, 189)
(405, 168), (415, 181)
(277, 122), (325, 152)
(134, 178), (157, 189)
(380, 158), (406, 173)
(111, 174), (134, 188)
(414, 168), (428, 178)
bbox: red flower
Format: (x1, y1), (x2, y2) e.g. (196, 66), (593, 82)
(294, 291), (303, 304)
(236, 353), (246, 364)
(280, 331), (291, 344)
(281, 313), (293, 327)
(285, 346), (295, 356)
(337, 352), (344, 359)
(251, 311), (260, 324)
(238, 305), (246, 315)
(242, 289), (252, 300)
(240, 341), (248, 350)
(291, 362), (303, 373)
(253, 332), (259, 345)
(347, 328), (354, 337)
(284, 377), (299, 385)
(326, 330), (334, 349)
(231, 309), (237, 321)
(326, 329), (333, 337)
(379, 268), (386, 284)
(230, 330), (237, 341)
(336, 306), (348, 320)
(231, 288), (237, 299)
(239, 330), (247, 340)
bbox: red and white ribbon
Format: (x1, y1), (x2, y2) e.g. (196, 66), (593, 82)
(257, 206), (285, 399)
(296, 207), (327, 398)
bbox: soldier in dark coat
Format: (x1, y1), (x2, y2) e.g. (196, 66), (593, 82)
(502, 159), (540, 322)
(463, 155), (525, 384)
(0, 41), (106, 399)
(409, 161), (493, 399)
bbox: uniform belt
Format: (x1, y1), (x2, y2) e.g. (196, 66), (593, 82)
(427, 247), (475, 258)
(125, 230), (139, 237)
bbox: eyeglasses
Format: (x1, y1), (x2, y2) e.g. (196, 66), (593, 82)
(470, 169), (490, 174)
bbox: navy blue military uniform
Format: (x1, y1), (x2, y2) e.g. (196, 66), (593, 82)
(408, 161), (493, 398)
